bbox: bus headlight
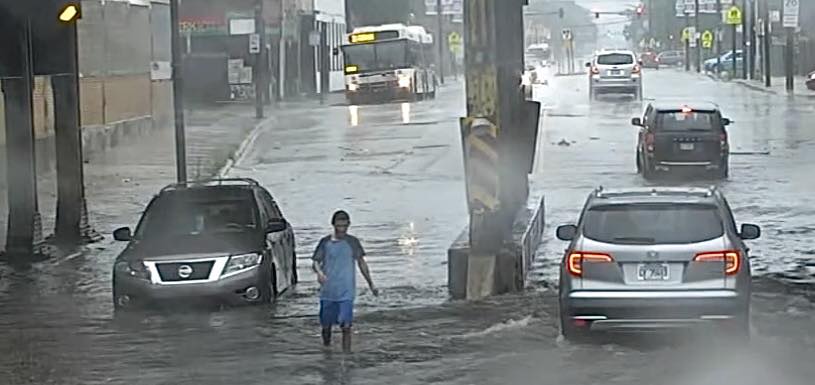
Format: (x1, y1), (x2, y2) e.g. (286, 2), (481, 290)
(348, 83), (359, 92)
(398, 75), (411, 89)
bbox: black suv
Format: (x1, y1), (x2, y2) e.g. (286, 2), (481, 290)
(633, 102), (732, 179)
(112, 178), (297, 310)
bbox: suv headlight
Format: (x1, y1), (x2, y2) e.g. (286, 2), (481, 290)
(398, 75), (411, 88)
(115, 260), (150, 279)
(223, 253), (262, 276)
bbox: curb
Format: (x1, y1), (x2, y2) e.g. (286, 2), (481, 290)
(732, 79), (778, 95)
(216, 115), (278, 177)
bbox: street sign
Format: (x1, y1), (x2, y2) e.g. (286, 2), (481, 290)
(701, 30), (714, 48)
(425, 0), (463, 16)
(308, 30), (320, 47)
(561, 28), (573, 41)
(681, 27), (692, 42)
(448, 32), (462, 47)
(249, 33), (260, 54)
(725, 5), (742, 25)
(770, 10), (781, 22)
(783, 0), (799, 28)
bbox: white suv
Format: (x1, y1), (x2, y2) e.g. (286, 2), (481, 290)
(587, 50), (643, 100)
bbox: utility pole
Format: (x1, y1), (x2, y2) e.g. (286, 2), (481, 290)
(785, 27), (794, 92)
(170, 0), (187, 182)
(437, 0), (445, 84)
(648, 0), (653, 39)
(741, 0), (748, 79)
(732, 17), (738, 76)
(695, 0), (701, 73)
(762, 0), (771, 87)
(319, 22), (329, 104)
(253, 0), (265, 118)
(685, 11), (691, 71)
(748, 0), (757, 79)
(716, 0), (722, 76)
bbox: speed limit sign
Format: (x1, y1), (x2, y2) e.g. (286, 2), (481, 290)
(783, 0), (800, 28)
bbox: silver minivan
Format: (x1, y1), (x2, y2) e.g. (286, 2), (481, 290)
(556, 186), (760, 340)
(587, 49), (643, 100)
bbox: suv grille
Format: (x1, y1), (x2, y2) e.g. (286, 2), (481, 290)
(156, 261), (214, 281)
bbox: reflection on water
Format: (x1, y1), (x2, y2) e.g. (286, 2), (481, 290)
(349, 105), (359, 127)
(398, 221), (419, 256)
(401, 102), (411, 124)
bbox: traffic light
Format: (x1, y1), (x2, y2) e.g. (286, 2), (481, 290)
(558, 7), (564, 19)
(32, 0), (82, 75)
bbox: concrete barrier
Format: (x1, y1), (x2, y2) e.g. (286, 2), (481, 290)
(81, 116), (152, 157)
(448, 191), (546, 300)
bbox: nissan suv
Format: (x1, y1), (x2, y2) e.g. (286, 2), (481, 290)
(587, 49), (643, 100)
(111, 178), (297, 310)
(556, 186), (760, 341)
(633, 101), (733, 179)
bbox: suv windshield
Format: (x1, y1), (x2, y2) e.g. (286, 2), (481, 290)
(135, 190), (258, 240)
(597, 53), (634, 65)
(656, 111), (718, 131)
(582, 203), (724, 244)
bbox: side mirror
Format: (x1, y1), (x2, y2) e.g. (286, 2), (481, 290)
(267, 219), (288, 233)
(638, 59), (644, 65)
(740, 224), (761, 240)
(585, 62), (592, 68)
(113, 227), (132, 241)
(556, 224), (578, 241)
(722, 118), (732, 126)
(631, 117), (642, 126)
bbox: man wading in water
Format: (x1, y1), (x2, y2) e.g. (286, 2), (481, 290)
(312, 210), (378, 353)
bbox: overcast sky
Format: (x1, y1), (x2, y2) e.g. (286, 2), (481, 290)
(574, 0), (641, 13)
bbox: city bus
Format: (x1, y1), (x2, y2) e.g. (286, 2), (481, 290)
(341, 23), (437, 104)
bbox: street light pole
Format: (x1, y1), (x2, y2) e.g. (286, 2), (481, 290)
(716, 0), (722, 76)
(695, 0), (701, 73)
(170, 0), (187, 183)
(437, 0), (445, 84)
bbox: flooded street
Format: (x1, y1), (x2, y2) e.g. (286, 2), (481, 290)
(2, 69), (815, 385)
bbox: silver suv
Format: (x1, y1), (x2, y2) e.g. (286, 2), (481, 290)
(587, 49), (643, 100)
(556, 186), (760, 340)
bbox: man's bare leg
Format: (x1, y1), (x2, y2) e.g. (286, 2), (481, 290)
(341, 326), (352, 353)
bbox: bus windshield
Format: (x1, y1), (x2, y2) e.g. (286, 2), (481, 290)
(343, 40), (409, 72)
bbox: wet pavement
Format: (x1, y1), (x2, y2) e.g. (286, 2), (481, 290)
(2, 69), (815, 384)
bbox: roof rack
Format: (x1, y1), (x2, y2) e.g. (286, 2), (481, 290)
(593, 187), (716, 200)
(159, 178), (260, 193)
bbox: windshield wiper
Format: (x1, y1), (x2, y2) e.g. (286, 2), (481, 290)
(612, 236), (656, 244)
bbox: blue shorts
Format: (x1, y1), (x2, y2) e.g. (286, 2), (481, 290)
(319, 300), (354, 327)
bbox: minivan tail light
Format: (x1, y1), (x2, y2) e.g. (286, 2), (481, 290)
(694, 250), (741, 275)
(632, 65), (641, 74)
(720, 133), (729, 151)
(567, 252), (614, 276)
(591, 66), (600, 75)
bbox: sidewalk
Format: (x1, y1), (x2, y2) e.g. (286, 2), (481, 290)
(0, 102), (290, 251)
(707, 72), (815, 97)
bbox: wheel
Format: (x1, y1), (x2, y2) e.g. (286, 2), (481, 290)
(290, 249), (298, 285)
(258, 264), (277, 304)
(636, 152), (642, 173)
(560, 308), (590, 343)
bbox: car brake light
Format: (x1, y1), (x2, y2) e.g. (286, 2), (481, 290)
(591, 66), (600, 75)
(720, 133), (728, 151)
(567, 252), (614, 276)
(694, 250), (741, 275)
(632, 65), (641, 74)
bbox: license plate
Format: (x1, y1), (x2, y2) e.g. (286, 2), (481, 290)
(637, 263), (670, 281)
(679, 143), (695, 151)
(610, 70), (622, 75)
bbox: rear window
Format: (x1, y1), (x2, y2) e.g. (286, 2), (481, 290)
(655, 111), (718, 131)
(582, 203), (724, 244)
(597, 53), (634, 65)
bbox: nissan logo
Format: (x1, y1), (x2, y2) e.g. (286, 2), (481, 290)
(177, 265), (193, 279)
